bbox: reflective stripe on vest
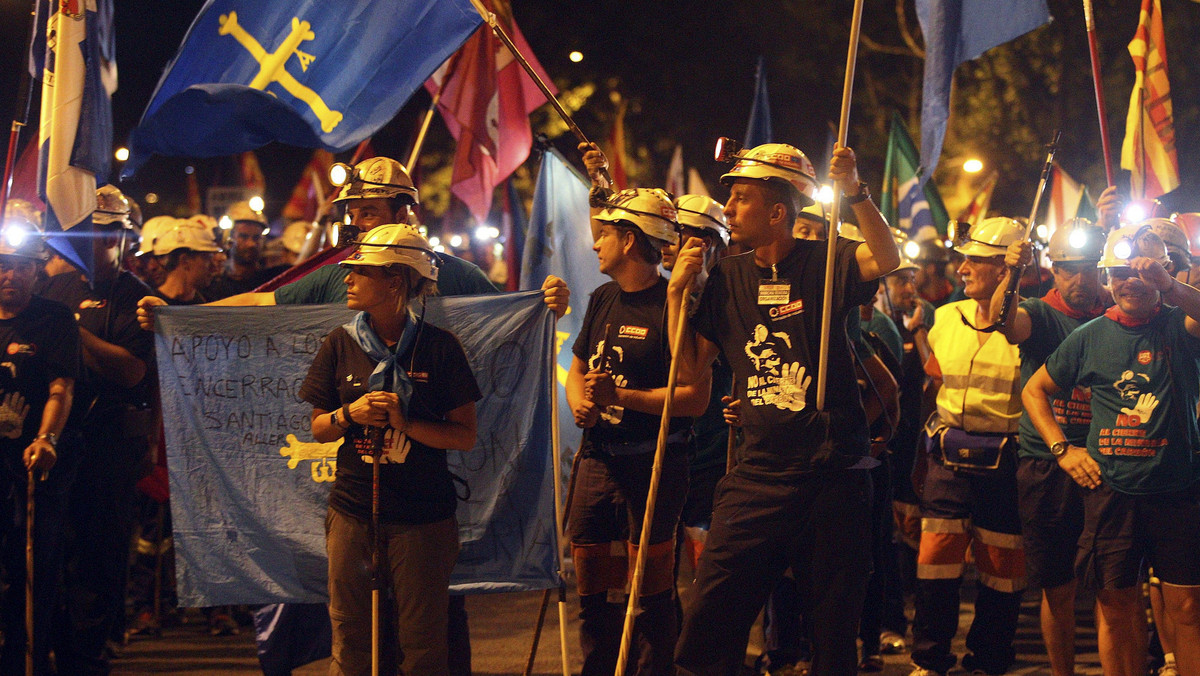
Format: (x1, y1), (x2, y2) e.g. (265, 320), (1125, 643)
(929, 300), (1022, 433)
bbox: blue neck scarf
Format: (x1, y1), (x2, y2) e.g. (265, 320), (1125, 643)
(342, 311), (420, 415)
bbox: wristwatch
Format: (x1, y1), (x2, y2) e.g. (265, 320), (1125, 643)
(330, 409), (349, 430)
(35, 432), (57, 448)
(1050, 440), (1069, 458)
(845, 181), (871, 205)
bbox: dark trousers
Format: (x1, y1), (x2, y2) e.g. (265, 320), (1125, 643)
(568, 444), (689, 676)
(54, 433), (146, 675)
(859, 458), (899, 655)
(0, 436), (78, 676)
(676, 470), (873, 676)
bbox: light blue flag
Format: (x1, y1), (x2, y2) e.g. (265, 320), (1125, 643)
(153, 292), (557, 606)
(744, 55), (773, 147)
(124, 0), (482, 177)
(917, 0), (1050, 180)
(520, 149), (606, 480)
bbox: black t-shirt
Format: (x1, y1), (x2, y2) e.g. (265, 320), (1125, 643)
(204, 267), (285, 301)
(299, 321), (481, 524)
(39, 270), (154, 418)
(0, 296), (81, 451)
(571, 277), (690, 445)
(690, 238), (876, 479)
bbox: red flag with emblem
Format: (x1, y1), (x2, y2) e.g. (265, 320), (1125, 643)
(1120, 0), (1179, 200)
(282, 149), (335, 222)
(425, 0), (552, 223)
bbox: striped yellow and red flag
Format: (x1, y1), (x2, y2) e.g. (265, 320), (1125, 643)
(1120, 0), (1179, 200)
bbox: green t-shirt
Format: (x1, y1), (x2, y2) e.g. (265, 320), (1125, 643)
(1017, 296), (1102, 459)
(273, 252), (498, 305)
(1045, 306), (1200, 494)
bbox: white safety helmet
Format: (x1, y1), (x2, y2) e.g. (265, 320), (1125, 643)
(340, 223), (439, 282)
(282, 221), (310, 255)
(889, 255), (920, 273)
(152, 220), (222, 256)
(1140, 218), (1189, 262)
(93, 185), (132, 228)
(137, 216), (176, 257)
(720, 142), (818, 209)
(1171, 213), (1200, 258)
(0, 206), (47, 261)
(673, 194), (728, 245)
(331, 157), (419, 205)
(594, 188), (679, 246)
(1098, 225), (1169, 269)
(1046, 218), (1104, 264)
(954, 217), (1024, 258)
(223, 200), (269, 233)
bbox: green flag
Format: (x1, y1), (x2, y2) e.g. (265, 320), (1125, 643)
(880, 112), (950, 236)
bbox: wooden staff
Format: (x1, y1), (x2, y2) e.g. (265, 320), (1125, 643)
(816, 0), (866, 411)
(25, 469), (34, 676)
(549, 316), (571, 676)
(1083, 0), (1115, 186)
(407, 64), (451, 172)
(614, 292), (690, 676)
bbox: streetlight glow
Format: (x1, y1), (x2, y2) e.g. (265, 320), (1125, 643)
(569, 51), (583, 63)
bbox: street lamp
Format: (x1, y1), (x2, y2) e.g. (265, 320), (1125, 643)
(569, 51), (583, 63)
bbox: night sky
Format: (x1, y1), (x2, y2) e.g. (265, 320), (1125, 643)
(1, 0), (1197, 224)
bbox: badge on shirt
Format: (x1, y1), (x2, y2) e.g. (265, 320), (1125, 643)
(757, 281), (791, 305)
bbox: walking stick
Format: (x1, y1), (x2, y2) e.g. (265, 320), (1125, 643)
(25, 468), (34, 676)
(994, 131), (1061, 329)
(370, 424), (384, 676)
(614, 291), (691, 676)
(465, 0), (614, 188)
(1083, 0), (1115, 187)
(1, 1), (37, 225)
(816, 0), (866, 411)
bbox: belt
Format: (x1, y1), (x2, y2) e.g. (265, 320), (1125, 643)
(593, 429), (691, 456)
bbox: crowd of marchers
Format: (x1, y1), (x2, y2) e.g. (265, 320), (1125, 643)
(0, 135), (1198, 676)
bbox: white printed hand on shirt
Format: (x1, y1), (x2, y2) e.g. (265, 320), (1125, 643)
(0, 391), (29, 440)
(1120, 393), (1159, 422)
(767, 362), (811, 412)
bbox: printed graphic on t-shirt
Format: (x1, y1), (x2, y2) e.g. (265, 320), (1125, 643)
(743, 324), (810, 412)
(1097, 370), (1166, 457)
(1052, 387), (1092, 427)
(354, 428), (413, 464)
(587, 339), (627, 424)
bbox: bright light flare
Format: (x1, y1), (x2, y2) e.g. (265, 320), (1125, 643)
(963, 158), (983, 174)
(429, 236), (441, 248)
(1036, 224), (1048, 240)
(474, 225), (501, 241)
(816, 185), (834, 204)
(218, 216), (233, 231)
(329, 163), (351, 187)
(1123, 203), (1147, 223)
(114, 147), (129, 162)
(1113, 239), (1133, 260)
(248, 195), (265, 212)
(3, 226), (28, 248)
(449, 234), (464, 248)
(1069, 228), (1088, 250)
(569, 51), (583, 63)
(903, 240), (921, 259)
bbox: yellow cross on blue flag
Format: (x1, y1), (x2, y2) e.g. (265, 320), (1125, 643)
(123, 0), (483, 177)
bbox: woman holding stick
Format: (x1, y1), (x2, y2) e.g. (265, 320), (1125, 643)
(300, 224), (480, 676)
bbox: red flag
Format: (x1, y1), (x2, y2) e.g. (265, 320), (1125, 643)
(608, 98), (629, 190)
(186, 171), (202, 214)
(425, 0), (552, 223)
(1045, 163), (1084, 231)
(282, 149), (335, 222)
(956, 170), (997, 226)
(8, 139), (45, 211)
(1120, 0), (1179, 199)
(239, 151), (266, 196)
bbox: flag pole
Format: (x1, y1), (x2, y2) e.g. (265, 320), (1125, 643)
(25, 469), (34, 676)
(465, 0), (613, 187)
(614, 291), (690, 676)
(407, 69), (451, 172)
(548, 316), (572, 676)
(1083, 0), (1115, 187)
(817, 0), (866, 411)
(2, 1), (39, 224)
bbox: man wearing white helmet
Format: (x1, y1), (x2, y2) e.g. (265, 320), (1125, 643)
(1024, 225), (1200, 676)
(664, 138), (898, 676)
(907, 216), (1029, 676)
(150, 220), (224, 305)
(564, 176), (709, 675)
(662, 194), (728, 274)
(0, 224), (78, 674)
(205, 200), (276, 300)
(138, 156), (569, 322)
(981, 218), (1109, 676)
(39, 185), (157, 674)
(130, 215), (176, 289)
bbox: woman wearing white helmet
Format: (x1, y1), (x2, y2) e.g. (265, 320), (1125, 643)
(299, 223), (480, 676)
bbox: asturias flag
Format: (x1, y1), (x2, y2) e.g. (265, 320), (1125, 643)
(33, 0), (116, 277)
(124, 0), (482, 177)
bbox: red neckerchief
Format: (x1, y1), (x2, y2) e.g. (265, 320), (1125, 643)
(1105, 302), (1162, 328)
(1042, 288), (1109, 320)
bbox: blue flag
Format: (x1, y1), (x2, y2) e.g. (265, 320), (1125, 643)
(520, 150), (606, 480)
(744, 55), (773, 147)
(153, 292), (557, 606)
(917, 0), (1050, 180)
(123, 0), (482, 177)
(32, 0), (116, 277)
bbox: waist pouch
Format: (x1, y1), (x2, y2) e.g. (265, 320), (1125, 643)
(924, 413), (1014, 475)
